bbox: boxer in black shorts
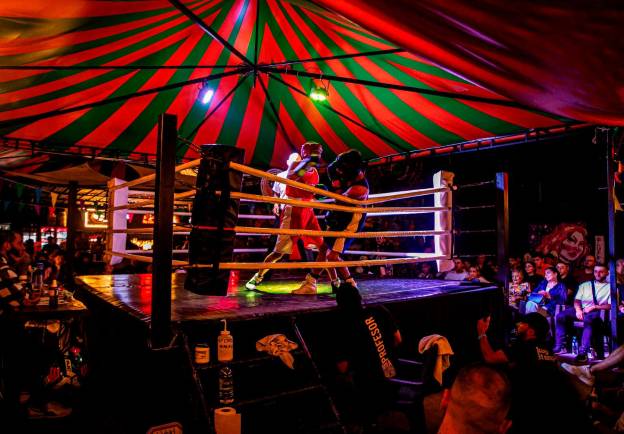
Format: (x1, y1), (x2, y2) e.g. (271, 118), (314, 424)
(293, 150), (369, 295)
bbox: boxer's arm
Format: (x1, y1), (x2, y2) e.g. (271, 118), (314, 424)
(344, 184), (368, 201)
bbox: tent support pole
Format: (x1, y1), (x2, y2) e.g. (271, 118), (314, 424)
(596, 127), (619, 348)
(151, 114), (177, 350)
(66, 181), (78, 290)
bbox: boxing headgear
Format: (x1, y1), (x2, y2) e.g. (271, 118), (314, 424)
(300, 141), (322, 159)
(328, 149), (364, 184)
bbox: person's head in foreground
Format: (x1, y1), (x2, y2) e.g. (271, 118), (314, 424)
(516, 312), (549, 343)
(438, 364), (511, 434)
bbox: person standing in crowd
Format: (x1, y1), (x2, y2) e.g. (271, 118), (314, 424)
(554, 264), (611, 362)
(523, 261), (542, 290)
(294, 149), (369, 294)
(333, 283), (401, 429)
(573, 254), (596, 284)
(524, 267), (567, 316)
(42, 236), (61, 258)
(442, 257), (468, 281)
(8, 231), (31, 276)
(437, 364), (512, 434)
(245, 142), (325, 291)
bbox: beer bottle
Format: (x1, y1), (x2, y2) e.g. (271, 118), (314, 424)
(49, 279), (59, 308)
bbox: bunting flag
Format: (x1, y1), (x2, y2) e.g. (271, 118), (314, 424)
(50, 192), (58, 208)
(0, 0), (570, 168)
(35, 188), (42, 204)
(15, 183), (24, 198)
(34, 204), (41, 215)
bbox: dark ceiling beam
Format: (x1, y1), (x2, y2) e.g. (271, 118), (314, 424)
(0, 68), (249, 130)
(269, 72), (406, 151)
(0, 64), (238, 71)
(260, 65), (529, 108)
(263, 48), (404, 68)
(258, 75), (294, 150)
(254, 0), (261, 65)
(168, 0), (253, 66)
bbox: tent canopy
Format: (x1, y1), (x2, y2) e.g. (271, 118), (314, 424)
(0, 0), (583, 169)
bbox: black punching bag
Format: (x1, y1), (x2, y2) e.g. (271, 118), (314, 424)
(185, 144), (244, 295)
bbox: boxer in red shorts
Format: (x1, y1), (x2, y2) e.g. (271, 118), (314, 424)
(245, 141), (325, 291)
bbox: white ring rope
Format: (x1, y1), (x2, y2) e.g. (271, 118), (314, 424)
(109, 158), (200, 192)
(105, 250), (445, 270)
(110, 226), (447, 238)
(229, 161), (449, 205)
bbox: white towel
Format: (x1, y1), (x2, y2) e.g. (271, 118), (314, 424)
(418, 334), (454, 386)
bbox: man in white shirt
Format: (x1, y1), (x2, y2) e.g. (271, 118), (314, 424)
(554, 264), (611, 362)
(442, 257), (468, 281)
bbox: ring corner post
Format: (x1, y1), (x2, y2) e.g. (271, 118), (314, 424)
(495, 172), (509, 286)
(106, 178), (128, 266)
(151, 113), (177, 350)
(186, 144), (244, 296)
(433, 170), (454, 273)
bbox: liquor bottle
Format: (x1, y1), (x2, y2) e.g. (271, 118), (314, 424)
(218, 365), (234, 404)
(49, 279), (59, 308)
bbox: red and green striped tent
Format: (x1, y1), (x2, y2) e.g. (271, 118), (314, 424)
(0, 0), (572, 169)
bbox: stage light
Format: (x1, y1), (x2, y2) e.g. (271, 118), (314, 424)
(199, 86), (215, 105)
(310, 85), (328, 102)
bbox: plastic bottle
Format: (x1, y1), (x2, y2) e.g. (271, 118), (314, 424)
(218, 365), (234, 404)
(571, 336), (578, 355)
(217, 319), (234, 362)
(49, 279), (59, 308)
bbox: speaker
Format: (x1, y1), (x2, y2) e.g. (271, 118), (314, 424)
(185, 144), (244, 295)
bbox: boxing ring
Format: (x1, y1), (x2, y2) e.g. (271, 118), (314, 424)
(74, 129), (499, 341)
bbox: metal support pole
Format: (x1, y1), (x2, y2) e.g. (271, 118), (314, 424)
(598, 127), (619, 347)
(495, 172), (510, 286)
(151, 113), (177, 349)
(66, 181), (78, 289)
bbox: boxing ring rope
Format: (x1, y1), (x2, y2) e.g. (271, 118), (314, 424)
(106, 154), (454, 273)
(104, 249), (446, 270)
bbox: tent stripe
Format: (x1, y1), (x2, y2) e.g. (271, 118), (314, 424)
(0, 1), (177, 19)
(0, 26), (199, 117)
(0, 1), (218, 86)
(266, 0), (411, 155)
(270, 104), (303, 167)
(177, 2), (252, 154)
(7, 72), (139, 141)
(280, 2), (440, 148)
(304, 12), (492, 141)
(79, 32), (205, 147)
